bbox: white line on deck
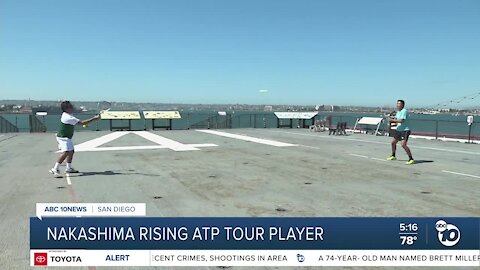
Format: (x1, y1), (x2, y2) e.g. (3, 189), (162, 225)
(190, 143), (218, 148)
(271, 130), (387, 145)
(66, 173), (72, 185)
(442, 170), (480, 180)
(72, 131), (216, 152)
(370, 157), (388, 162)
(268, 130), (480, 156)
(302, 146), (387, 162)
(299, 145), (322, 150)
(82, 145), (169, 151)
(413, 146), (480, 156)
(74, 131), (130, 150)
(349, 153), (369, 158)
(77, 144), (217, 152)
(133, 131), (199, 151)
(197, 130), (296, 147)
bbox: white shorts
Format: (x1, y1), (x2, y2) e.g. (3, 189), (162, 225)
(56, 136), (74, 152)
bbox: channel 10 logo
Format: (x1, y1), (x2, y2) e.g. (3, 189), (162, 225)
(435, 220), (461, 247)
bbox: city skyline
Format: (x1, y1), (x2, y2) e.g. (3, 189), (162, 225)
(1, 98), (478, 111)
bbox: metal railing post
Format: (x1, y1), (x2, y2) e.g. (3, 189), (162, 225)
(468, 124), (472, 144)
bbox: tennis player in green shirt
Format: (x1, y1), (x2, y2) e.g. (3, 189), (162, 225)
(49, 101), (100, 178)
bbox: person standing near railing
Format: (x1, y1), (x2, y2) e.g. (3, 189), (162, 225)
(387, 100), (415, 165)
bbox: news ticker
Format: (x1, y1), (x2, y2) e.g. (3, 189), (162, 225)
(30, 203), (480, 267)
(31, 250), (480, 267)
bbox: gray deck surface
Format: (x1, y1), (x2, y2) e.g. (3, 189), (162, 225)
(0, 129), (479, 270)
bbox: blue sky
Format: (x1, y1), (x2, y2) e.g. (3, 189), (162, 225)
(1, 0), (479, 106)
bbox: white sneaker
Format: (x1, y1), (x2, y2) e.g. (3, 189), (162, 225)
(65, 168), (79, 173)
(49, 169), (63, 178)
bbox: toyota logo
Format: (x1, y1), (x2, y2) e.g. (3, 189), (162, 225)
(35, 256), (46, 263)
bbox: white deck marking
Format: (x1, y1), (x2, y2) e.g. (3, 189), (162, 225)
(271, 130), (387, 144)
(132, 131), (199, 151)
(299, 145), (322, 150)
(301, 145), (385, 162)
(78, 144), (217, 152)
(197, 130), (296, 147)
(72, 131), (216, 152)
(74, 131), (130, 151)
(370, 157), (388, 162)
(442, 170), (480, 180)
(268, 130), (480, 156)
(413, 146), (480, 156)
(66, 173), (72, 185)
(190, 143), (218, 148)
(349, 153), (369, 158)
(82, 145), (169, 152)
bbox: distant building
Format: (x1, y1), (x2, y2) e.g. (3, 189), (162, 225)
(19, 106), (32, 113)
(324, 105), (340, 111)
(264, 105), (273, 111)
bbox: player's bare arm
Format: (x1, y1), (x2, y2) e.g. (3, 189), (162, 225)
(77, 115), (100, 126)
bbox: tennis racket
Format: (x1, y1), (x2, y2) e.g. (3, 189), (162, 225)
(382, 111), (396, 122)
(97, 101), (112, 120)
(98, 101), (112, 114)
(384, 111), (397, 136)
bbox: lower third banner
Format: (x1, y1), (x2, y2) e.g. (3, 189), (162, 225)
(30, 217), (480, 267)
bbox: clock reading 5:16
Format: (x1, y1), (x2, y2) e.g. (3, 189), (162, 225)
(400, 223), (418, 232)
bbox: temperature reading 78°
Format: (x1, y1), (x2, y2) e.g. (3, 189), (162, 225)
(399, 223), (418, 246)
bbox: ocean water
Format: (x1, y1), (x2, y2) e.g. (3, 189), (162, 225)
(1, 111), (478, 138)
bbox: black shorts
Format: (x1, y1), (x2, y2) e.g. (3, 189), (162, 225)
(394, 130), (411, 141)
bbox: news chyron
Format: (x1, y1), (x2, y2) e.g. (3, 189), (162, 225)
(30, 203), (480, 267)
